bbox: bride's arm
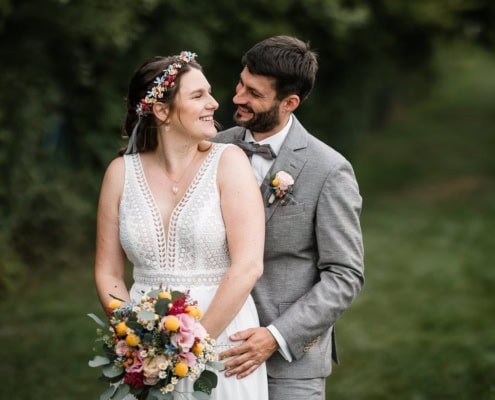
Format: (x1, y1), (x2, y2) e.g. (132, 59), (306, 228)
(199, 145), (265, 339)
(94, 157), (130, 311)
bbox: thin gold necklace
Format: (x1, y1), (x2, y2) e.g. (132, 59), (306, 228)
(163, 151), (198, 195)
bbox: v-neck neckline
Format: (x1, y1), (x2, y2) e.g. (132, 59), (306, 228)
(134, 145), (217, 267)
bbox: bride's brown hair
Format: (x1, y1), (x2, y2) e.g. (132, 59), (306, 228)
(119, 55), (202, 155)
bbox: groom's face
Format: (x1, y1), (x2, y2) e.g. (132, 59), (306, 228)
(233, 67), (282, 135)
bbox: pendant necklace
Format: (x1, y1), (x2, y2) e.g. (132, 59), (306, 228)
(163, 151), (198, 195)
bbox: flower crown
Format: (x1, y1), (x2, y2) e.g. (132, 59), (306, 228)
(136, 51), (197, 116)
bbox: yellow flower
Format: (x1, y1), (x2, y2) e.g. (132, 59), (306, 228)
(108, 299), (122, 309)
(271, 178), (280, 187)
(174, 362), (188, 377)
(159, 291), (172, 300)
(186, 305), (202, 319)
(191, 342), (203, 355)
(164, 315), (180, 332)
(125, 333), (140, 347)
(116, 322), (128, 337)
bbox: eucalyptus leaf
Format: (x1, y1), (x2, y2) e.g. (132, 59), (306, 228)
(88, 313), (107, 328)
(102, 364), (124, 378)
(147, 289), (161, 297)
(89, 355), (110, 367)
(148, 387), (173, 399)
(154, 298), (171, 316)
(126, 320), (142, 330)
(193, 369), (218, 395)
(206, 361), (224, 370)
(111, 384), (130, 400)
(99, 384), (117, 400)
(192, 391), (211, 400)
(199, 370), (218, 387)
(145, 392), (157, 400)
(138, 309), (155, 322)
(171, 290), (184, 301)
(127, 312), (137, 320)
(193, 376), (213, 395)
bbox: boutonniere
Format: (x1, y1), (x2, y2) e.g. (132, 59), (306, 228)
(268, 171), (294, 206)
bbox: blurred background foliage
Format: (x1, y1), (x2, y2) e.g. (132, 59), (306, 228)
(0, 0), (494, 399)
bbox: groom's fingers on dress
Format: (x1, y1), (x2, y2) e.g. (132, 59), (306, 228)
(222, 350), (250, 370)
(222, 347), (260, 374)
(219, 342), (248, 359)
(229, 328), (255, 341)
(236, 360), (263, 379)
(237, 365), (259, 379)
(224, 357), (257, 378)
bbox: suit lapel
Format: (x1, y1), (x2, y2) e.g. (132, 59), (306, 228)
(262, 116), (308, 223)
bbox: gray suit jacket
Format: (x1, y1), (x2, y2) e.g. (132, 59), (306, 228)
(213, 115), (364, 379)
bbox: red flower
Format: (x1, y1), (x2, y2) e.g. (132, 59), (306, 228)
(168, 295), (187, 316)
(123, 371), (144, 388)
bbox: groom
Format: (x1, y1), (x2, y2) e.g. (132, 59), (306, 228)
(214, 35), (364, 400)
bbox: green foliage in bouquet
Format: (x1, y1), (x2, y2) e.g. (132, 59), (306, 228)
(88, 289), (223, 400)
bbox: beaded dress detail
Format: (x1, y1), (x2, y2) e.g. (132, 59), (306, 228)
(118, 143), (268, 400)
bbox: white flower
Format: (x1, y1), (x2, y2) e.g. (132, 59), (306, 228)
(159, 370), (167, 379)
(159, 360), (169, 370)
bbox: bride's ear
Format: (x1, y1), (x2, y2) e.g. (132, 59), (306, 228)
(152, 102), (170, 123)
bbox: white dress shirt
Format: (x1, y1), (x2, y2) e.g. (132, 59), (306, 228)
(243, 115), (294, 362)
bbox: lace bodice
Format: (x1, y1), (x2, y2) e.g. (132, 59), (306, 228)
(119, 143), (231, 289)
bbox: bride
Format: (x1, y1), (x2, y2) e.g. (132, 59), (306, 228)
(94, 51), (268, 399)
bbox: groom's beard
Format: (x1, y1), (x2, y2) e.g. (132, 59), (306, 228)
(233, 102), (280, 133)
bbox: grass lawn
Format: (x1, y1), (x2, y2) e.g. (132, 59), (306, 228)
(328, 43), (495, 399)
(1, 43), (494, 400)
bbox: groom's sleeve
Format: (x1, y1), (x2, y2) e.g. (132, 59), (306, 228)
(267, 324), (293, 362)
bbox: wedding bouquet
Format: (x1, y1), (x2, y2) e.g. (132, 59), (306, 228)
(88, 289), (221, 400)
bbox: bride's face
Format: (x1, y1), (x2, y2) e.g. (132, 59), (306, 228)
(168, 68), (219, 141)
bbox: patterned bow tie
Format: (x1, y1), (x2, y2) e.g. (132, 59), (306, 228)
(233, 139), (277, 160)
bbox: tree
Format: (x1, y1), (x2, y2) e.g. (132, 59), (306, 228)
(1, 0), (494, 292)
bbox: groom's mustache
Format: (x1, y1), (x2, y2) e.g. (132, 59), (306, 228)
(236, 104), (254, 114)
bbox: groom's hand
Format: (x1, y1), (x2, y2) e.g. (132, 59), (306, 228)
(220, 327), (278, 379)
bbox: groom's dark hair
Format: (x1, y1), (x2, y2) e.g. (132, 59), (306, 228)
(241, 35), (318, 103)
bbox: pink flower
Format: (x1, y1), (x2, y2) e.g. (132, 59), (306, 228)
(171, 314), (196, 352)
(193, 323), (207, 341)
(115, 340), (131, 357)
(126, 352), (144, 373)
(178, 352), (197, 368)
(275, 171), (294, 191)
(268, 170), (295, 206)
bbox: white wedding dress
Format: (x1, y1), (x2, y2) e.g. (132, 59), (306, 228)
(119, 143), (268, 400)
